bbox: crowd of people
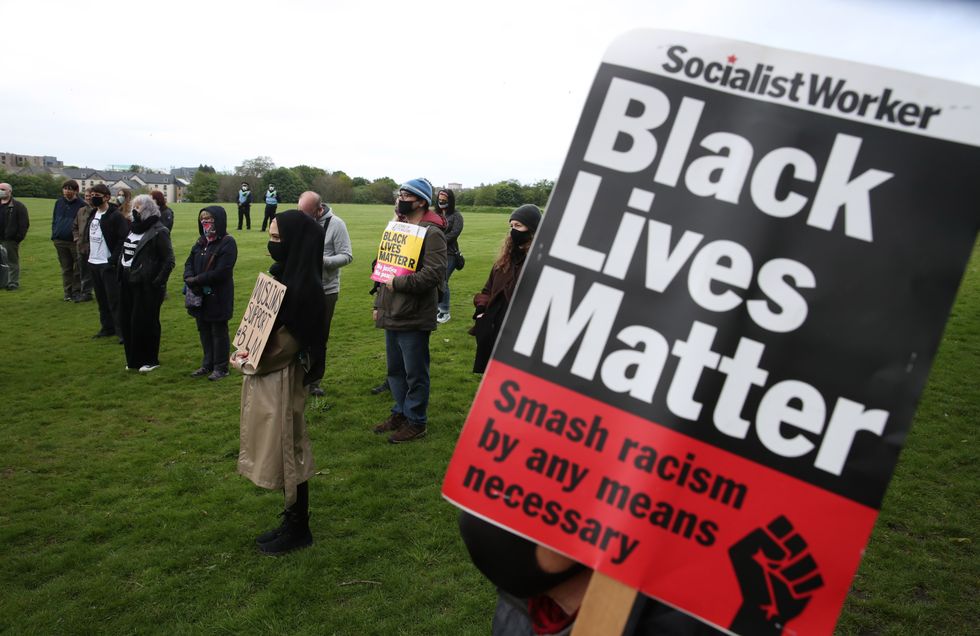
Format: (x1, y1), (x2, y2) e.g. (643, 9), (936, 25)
(5, 176), (655, 632)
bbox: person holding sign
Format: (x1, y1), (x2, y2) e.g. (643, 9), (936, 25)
(371, 178), (447, 443)
(470, 204), (541, 373)
(184, 206), (238, 381)
(236, 210), (326, 556)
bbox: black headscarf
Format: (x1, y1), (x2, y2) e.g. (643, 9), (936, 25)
(269, 210), (327, 384)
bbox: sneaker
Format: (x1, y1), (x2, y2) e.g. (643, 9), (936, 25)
(75, 293), (93, 303)
(373, 412), (407, 434)
(125, 366), (135, 371)
(370, 379), (390, 395)
(63, 294), (73, 302)
(436, 311), (451, 324)
(389, 423), (427, 444)
(308, 385), (325, 397)
(208, 369), (229, 381)
(138, 364), (160, 373)
(190, 367), (211, 378)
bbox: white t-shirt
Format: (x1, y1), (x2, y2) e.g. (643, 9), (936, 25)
(120, 231), (145, 269)
(88, 211), (110, 265)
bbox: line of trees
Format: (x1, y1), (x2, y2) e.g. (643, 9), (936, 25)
(186, 156), (554, 208)
(0, 170), (65, 198)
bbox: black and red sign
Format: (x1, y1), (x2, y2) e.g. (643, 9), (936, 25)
(444, 30), (979, 634)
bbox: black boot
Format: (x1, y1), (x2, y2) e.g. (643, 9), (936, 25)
(258, 482), (313, 556)
(255, 510), (289, 546)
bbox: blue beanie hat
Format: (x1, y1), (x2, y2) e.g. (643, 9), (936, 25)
(400, 178), (433, 205)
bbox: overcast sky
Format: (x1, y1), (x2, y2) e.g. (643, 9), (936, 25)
(4, 0), (977, 187)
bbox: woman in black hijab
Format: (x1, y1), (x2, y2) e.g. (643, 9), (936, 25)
(235, 210), (326, 556)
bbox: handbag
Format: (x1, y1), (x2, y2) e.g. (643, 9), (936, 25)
(455, 251), (465, 271)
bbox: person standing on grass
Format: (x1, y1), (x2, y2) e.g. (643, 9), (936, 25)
(115, 189), (133, 224)
(298, 191), (353, 397)
(71, 189), (95, 302)
(0, 182), (30, 290)
(237, 182), (252, 230)
(371, 178), (447, 443)
(84, 184), (128, 341)
(234, 210), (326, 556)
(117, 194), (174, 373)
(470, 204), (541, 374)
(51, 179), (86, 301)
(184, 206), (237, 381)
(260, 184), (280, 232)
(436, 188), (464, 324)
(150, 190), (174, 232)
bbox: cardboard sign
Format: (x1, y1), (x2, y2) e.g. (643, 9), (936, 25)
(371, 220), (428, 284)
(443, 29), (980, 635)
(232, 272), (286, 373)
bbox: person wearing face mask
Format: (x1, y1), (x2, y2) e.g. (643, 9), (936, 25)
(117, 194), (175, 373)
(0, 182), (30, 290)
(234, 210), (326, 555)
(237, 182), (253, 231)
(260, 184), (280, 232)
(114, 189), (133, 224)
(184, 206), (238, 381)
(371, 178), (447, 443)
(470, 204), (541, 374)
(83, 184), (129, 340)
(51, 180), (87, 301)
(150, 190), (174, 232)
(435, 188), (464, 324)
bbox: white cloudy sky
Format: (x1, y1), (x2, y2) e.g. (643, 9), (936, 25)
(4, 0), (977, 186)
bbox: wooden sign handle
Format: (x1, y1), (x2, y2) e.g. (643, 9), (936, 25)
(571, 572), (638, 636)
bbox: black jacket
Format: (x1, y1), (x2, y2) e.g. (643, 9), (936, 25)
(83, 204), (129, 264)
(120, 221), (175, 288)
(1, 198), (30, 242)
(183, 205), (237, 322)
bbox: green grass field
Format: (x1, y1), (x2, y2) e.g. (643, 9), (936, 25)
(0, 199), (976, 634)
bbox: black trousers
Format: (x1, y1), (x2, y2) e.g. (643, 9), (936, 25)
(261, 204), (278, 231)
(196, 318), (230, 372)
(90, 262), (122, 336)
(120, 279), (165, 368)
(238, 204), (251, 229)
(308, 292), (338, 388)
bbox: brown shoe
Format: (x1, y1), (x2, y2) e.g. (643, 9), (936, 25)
(388, 423), (427, 444)
(373, 412), (407, 434)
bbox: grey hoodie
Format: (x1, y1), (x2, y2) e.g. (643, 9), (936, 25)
(317, 207), (353, 294)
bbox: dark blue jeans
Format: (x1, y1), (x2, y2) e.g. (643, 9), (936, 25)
(438, 253), (457, 314)
(385, 329), (431, 426)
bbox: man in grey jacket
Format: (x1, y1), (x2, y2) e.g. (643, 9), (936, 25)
(299, 191), (353, 397)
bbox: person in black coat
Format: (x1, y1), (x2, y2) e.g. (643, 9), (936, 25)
(184, 205), (238, 380)
(118, 194), (175, 372)
(84, 184), (130, 339)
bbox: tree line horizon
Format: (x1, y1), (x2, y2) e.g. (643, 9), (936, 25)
(189, 157), (555, 208)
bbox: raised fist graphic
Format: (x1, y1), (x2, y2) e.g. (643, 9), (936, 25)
(728, 516), (824, 635)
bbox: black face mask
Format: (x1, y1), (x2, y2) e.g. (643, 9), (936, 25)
(397, 199), (416, 216)
(268, 241), (286, 262)
(511, 228), (533, 246)
(458, 513), (585, 598)
(132, 210), (141, 222)
(91, 196), (105, 207)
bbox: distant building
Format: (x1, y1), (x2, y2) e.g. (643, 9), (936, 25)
(170, 167), (199, 181)
(447, 182), (462, 191)
(1, 151), (63, 170)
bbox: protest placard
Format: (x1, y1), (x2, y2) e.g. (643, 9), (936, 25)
(232, 272), (286, 373)
(371, 220), (428, 284)
(443, 29), (980, 635)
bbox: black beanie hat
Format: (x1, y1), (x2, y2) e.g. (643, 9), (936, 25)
(510, 204), (542, 233)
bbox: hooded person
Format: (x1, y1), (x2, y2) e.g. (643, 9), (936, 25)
(183, 205), (238, 380)
(436, 188), (464, 323)
(471, 203), (541, 373)
(117, 194), (175, 373)
(235, 210), (326, 556)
